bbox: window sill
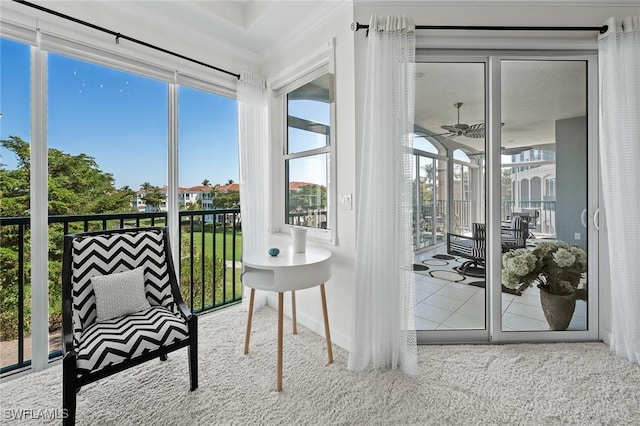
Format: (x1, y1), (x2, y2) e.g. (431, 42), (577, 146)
(272, 227), (336, 246)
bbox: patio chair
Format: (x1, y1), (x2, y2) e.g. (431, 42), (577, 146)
(508, 210), (538, 238)
(501, 215), (529, 251)
(447, 223), (486, 277)
(62, 227), (197, 425)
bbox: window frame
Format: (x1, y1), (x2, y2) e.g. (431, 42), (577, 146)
(284, 80), (332, 231)
(270, 41), (337, 244)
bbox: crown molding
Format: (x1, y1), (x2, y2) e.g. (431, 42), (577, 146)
(110, 1), (261, 69)
(258, 1), (351, 65)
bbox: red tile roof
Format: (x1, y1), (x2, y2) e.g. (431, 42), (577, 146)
(214, 183), (240, 192)
(288, 181), (315, 190)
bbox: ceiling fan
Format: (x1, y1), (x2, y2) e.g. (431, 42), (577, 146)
(437, 102), (486, 139)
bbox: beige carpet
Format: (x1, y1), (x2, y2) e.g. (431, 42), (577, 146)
(1, 304), (639, 425)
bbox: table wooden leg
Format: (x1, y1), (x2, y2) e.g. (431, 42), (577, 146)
(291, 291), (297, 335)
(244, 288), (255, 355)
(320, 284), (333, 364)
(277, 292), (284, 392)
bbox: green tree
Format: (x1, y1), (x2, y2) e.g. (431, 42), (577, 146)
(1, 135), (136, 339)
(211, 189), (240, 209)
(185, 198), (203, 211)
(288, 184), (327, 211)
(140, 184), (165, 212)
(201, 179), (211, 186)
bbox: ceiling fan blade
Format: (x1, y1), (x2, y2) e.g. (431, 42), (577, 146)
(440, 125), (460, 133)
(464, 131), (485, 139)
(442, 123), (470, 131)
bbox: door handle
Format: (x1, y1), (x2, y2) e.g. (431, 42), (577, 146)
(580, 208), (587, 228)
(593, 208), (600, 231)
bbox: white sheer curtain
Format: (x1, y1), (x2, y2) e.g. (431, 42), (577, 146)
(348, 15), (417, 374)
(598, 16), (640, 364)
(238, 72), (270, 312)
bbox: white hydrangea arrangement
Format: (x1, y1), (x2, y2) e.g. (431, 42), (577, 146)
(502, 241), (587, 297)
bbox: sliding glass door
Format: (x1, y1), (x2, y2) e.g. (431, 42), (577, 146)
(413, 61), (487, 333)
(414, 53), (599, 343)
(495, 58), (597, 341)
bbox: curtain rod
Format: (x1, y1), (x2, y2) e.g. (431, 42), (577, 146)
(351, 21), (608, 34)
(13, 0), (241, 80)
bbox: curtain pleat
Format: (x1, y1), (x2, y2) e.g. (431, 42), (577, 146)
(348, 15), (417, 374)
(598, 16), (640, 363)
(238, 72), (270, 312)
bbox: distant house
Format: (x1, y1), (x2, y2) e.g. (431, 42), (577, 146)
(133, 185), (214, 212)
(214, 182), (240, 193)
(288, 181), (315, 192)
(131, 183), (241, 221)
(132, 182), (309, 213)
(133, 187), (168, 212)
(507, 150), (556, 235)
(180, 185), (214, 209)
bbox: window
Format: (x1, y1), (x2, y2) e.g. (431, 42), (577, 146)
(520, 179), (530, 201)
(46, 52), (169, 348)
(178, 86), (238, 213)
(284, 73), (333, 230)
(531, 176), (542, 201)
(0, 37), (32, 370)
(48, 52), (169, 213)
(414, 135), (439, 154)
(545, 177), (556, 199)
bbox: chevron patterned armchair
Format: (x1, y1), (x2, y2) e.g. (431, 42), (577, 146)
(61, 227), (198, 425)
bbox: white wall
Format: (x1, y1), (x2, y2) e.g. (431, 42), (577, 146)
(260, 3), (358, 351)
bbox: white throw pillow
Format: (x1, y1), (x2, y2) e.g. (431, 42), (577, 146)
(92, 267), (151, 322)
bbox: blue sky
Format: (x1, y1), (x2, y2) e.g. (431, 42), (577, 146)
(1, 37), (239, 189)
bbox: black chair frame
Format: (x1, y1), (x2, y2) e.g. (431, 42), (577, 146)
(62, 227), (198, 425)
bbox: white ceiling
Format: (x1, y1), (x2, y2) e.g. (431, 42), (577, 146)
(100, 0), (348, 63)
(415, 60), (588, 154)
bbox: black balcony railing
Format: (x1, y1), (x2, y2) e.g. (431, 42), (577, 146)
(179, 210), (242, 314)
(413, 200), (557, 251)
(287, 210), (328, 229)
(0, 209), (242, 375)
(501, 200), (557, 234)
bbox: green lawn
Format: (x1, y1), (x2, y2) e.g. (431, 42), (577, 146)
(184, 230), (243, 261)
(180, 267), (243, 312)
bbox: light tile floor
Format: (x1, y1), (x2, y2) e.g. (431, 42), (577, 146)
(413, 251), (587, 332)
